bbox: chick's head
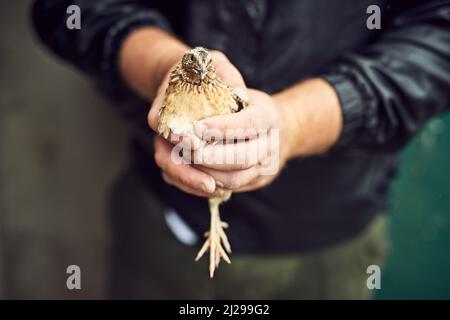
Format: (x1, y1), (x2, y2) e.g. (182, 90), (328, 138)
(181, 47), (215, 84)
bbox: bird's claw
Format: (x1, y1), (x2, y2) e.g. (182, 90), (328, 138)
(195, 213), (231, 278)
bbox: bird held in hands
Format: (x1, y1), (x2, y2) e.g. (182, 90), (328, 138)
(157, 47), (247, 278)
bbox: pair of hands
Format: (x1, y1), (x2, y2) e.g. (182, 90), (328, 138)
(120, 28), (343, 197)
(148, 51), (291, 197)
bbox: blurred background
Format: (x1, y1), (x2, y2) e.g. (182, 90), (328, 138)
(0, 1), (449, 299)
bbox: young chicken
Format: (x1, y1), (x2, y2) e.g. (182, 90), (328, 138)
(158, 47), (246, 278)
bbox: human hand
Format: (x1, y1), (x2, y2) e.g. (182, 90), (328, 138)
(150, 50), (251, 197)
(192, 89), (291, 193)
(148, 50), (249, 144)
(191, 78), (343, 194)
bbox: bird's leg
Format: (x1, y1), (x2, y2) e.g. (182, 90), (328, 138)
(195, 194), (232, 278)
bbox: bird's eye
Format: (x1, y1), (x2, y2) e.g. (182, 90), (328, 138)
(189, 55), (194, 62)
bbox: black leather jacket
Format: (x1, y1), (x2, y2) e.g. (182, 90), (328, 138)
(33, 0), (450, 253)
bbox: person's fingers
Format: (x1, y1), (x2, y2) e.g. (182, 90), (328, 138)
(211, 51), (249, 102)
(191, 135), (270, 171)
(232, 176), (268, 193)
(150, 51), (252, 137)
(148, 88), (166, 132)
(197, 166), (261, 190)
(232, 164), (282, 193)
(154, 136), (216, 194)
(169, 133), (202, 150)
(161, 172), (209, 197)
(148, 70), (172, 132)
(194, 90), (277, 139)
(161, 172), (226, 198)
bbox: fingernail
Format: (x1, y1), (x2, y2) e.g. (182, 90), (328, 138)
(201, 178), (215, 193)
(194, 122), (208, 138)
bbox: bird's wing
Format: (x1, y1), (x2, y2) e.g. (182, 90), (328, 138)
(215, 78), (247, 113)
(231, 90), (247, 112)
(157, 65), (183, 138)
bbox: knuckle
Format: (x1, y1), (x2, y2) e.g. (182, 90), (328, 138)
(178, 172), (195, 189)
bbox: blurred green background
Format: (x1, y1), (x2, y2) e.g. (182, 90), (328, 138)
(377, 113), (450, 299)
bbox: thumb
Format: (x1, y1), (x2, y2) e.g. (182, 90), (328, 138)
(148, 71), (171, 132)
(212, 52), (249, 102)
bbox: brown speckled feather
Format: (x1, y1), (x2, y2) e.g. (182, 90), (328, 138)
(158, 63), (243, 139)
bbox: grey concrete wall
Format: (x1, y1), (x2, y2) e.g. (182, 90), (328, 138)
(0, 1), (129, 299)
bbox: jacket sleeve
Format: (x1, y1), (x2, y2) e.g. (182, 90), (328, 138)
(32, 0), (173, 87)
(322, 1), (450, 151)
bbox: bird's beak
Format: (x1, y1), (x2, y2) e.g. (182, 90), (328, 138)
(200, 67), (207, 81)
